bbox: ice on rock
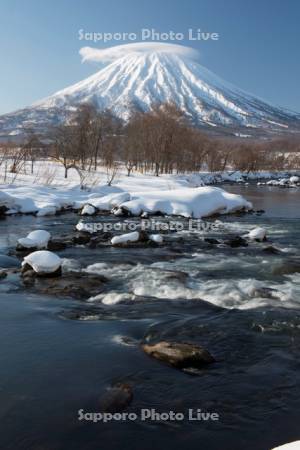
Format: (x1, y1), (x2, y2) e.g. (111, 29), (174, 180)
(18, 230), (51, 249)
(111, 231), (140, 245)
(23, 250), (61, 274)
(81, 204), (96, 215)
(247, 227), (267, 241)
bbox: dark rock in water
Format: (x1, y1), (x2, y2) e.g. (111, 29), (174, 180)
(142, 341), (215, 371)
(252, 287), (279, 299)
(112, 231), (162, 249)
(47, 239), (68, 251)
(88, 233), (113, 248)
(21, 263), (37, 276)
(272, 260), (300, 276)
(16, 244), (37, 254)
(0, 254), (20, 269)
(72, 233), (91, 245)
(21, 263), (62, 278)
(139, 230), (149, 242)
(224, 236), (248, 248)
(0, 271), (7, 279)
(23, 271), (108, 299)
(263, 245), (281, 255)
(0, 205), (8, 219)
(99, 383), (133, 413)
(21, 268), (36, 285)
(62, 309), (102, 321)
(204, 238), (221, 245)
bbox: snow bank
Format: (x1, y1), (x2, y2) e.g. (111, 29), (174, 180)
(1, 179), (252, 219)
(117, 187), (252, 218)
(111, 231), (139, 245)
(23, 250), (61, 273)
(0, 190), (38, 214)
(18, 230), (51, 249)
(90, 192), (130, 210)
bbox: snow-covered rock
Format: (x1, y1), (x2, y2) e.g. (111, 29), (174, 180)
(18, 237), (39, 249)
(111, 231), (140, 246)
(272, 441), (300, 450)
(247, 227), (267, 241)
(81, 204), (96, 215)
(116, 187), (252, 218)
(149, 234), (164, 244)
(290, 176), (299, 184)
(18, 230), (51, 249)
(23, 250), (61, 274)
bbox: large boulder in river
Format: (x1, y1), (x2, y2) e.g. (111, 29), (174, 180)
(224, 235), (248, 248)
(47, 239), (68, 251)
(22, 271), (108, 299)
(72, 232), (91, 245)
(142, 341), (215, 371)
(0, 205), (8, 219)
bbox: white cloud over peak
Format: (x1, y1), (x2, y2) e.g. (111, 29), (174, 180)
(79, 42), (200, 64)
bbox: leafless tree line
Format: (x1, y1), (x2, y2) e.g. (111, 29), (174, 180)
(1, 102), (300, 184)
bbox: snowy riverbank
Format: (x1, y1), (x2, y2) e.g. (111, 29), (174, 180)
(1, 161), (299, 219)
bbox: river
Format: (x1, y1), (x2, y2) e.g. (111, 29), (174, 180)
(0, 185), (299, 450)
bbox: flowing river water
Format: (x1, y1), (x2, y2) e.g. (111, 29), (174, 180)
(0, 185), (299, 450)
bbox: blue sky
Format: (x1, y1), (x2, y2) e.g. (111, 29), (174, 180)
(1, 0), (300, 114)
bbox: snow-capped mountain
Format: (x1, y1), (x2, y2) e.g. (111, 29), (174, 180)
(1, 44), (299, 138)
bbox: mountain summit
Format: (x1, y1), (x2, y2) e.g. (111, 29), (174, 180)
(1, 43), (299, 138)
